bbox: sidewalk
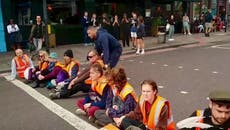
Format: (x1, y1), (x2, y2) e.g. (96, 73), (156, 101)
(1, 32), (230, 73)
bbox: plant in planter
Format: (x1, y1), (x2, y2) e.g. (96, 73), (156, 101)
(151, 16), (164, 36)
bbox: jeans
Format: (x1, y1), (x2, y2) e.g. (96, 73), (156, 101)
(77, 98), (100, 116)
(33, 38), (43, 51)
(168, 25), (174, 39)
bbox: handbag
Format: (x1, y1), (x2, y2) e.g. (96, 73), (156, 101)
(166, 23), (170, 32)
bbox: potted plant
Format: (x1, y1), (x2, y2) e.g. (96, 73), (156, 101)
(151, 16), (164, 36)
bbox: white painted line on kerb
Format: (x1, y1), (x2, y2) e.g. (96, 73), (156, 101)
(4, 75), (98, 130)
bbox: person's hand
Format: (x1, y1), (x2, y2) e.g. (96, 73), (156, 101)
(105, 108), (109, 116)
(38, 75), (44, 80)
(68, 80), (75, 89)
(113, 105), (118, 110)
(114, 116), (125, 127)
(84, 103), (91, 110)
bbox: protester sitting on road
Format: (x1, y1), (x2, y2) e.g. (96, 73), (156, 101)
(115, 79), (175, 130)
(94, 67), (138, 127)
(75, 63), (110, 122)
(48, 49), (80, 97)
(10, 49), (34, 81)
(49, 49), (104, 99)
(177, 90), (230, 130)
(35, 52), (64, 88)
(87, 26), (122, 69)
(31, 50), (50, 88)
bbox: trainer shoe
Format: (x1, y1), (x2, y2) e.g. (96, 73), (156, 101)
(75, 108), (86, 116)
(88, 116), (95, 122)
(49, 92), (60, 100)
(95, 120), (106, 126)
(140, 50), (145, 55)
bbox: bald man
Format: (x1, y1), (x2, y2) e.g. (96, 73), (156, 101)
(10, 49), (34, 80)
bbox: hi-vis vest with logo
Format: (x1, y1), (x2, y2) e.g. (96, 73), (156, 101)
(195, 110), (230, 130)
(63, 60), (80, 78)
(139, 95), (175, 130)
(112, 83), (138, 102)
(91, 76), (108, 96)
(14, 54), (30, 78)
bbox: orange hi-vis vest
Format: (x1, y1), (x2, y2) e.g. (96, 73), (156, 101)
(38, 61), (49, 71)
(63, 60), (80, 78)
(139, 95), (175, 130)
(55, 61), (64, 68)
(14, 54), (30, 78)
(113, 83), (138, 102)
(91, 76), (108, 96)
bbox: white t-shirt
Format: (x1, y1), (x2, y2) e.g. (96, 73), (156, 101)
(7, 24), (19, 34)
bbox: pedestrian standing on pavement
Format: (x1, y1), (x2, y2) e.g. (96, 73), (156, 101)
(168, 14), (175, 41)
(135, 16), (145, 55)
(115, 79), (176, 130)
(204, 9), (213, 37)
(90, 13), (99, 27)
(81, 11), (90, 46)
(87, 26), (122, 69)
(29, 15), (45, 52)
(182, 13), (192, 35)
(7, 19), (21, 50)
(177, 90), (230, 130)
(130, 12), (137, 49)
(120, 13), (130, 47)
(112, 14), (120, 40)
(10, 49), (34, 81)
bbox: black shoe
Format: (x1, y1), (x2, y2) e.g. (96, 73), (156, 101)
(23, 80), (33, 84)
(32, 83), (40, 88)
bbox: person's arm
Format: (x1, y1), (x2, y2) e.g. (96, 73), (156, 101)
(15, 24), (19, 32)
(44, 66), (62, 80)
(156, 104), (168, 130)
(125, 102), (143, 121)
(28, 58), (34, 68)
(10, 59), (16, 80)
(100, 35), (110, 66)
(7, 25), (11, 34)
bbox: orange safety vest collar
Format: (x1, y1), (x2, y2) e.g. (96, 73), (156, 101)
(116, 83), (138, 102)
(91, 76), (108, 96)
(139, 95), (175, 130)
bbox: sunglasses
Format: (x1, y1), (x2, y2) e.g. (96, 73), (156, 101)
(39, 55), (44, 58)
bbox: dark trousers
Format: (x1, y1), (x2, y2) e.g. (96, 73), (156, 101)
(109, 47), (122, 68)
(122, 36), (130, 47)
(120, 117), (146, 130)
(60, 82), (91, 98)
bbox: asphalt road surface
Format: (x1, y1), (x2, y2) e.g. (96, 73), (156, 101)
(1, 42), (230, 130)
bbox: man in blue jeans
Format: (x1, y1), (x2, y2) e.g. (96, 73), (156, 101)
(87, 26), (122, 68)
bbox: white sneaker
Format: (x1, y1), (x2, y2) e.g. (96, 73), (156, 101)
(168, 38), (174, 41)
(75, 109), (86, 115)
(188, 33), (192, 35)
(141, 50), (145, 54)
(136, 49), (140, 55)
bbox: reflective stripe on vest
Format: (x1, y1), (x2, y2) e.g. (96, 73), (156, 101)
(195, 110), (204, 130)
(139, 95), (175, 130)
(91, 76), (108, 96)
(119, 83), (138, 102)
(14, 54), (30, 78)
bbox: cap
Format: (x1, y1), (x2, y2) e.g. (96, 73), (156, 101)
(49, 52), (58, 59)
(209, 90), (230, 102)
(64, 49), (73, 58)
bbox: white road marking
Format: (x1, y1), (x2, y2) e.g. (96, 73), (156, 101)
(211, 45), (230, 49)
(151, 63), (156, 65)
(178, 66), (183, 69)
(212, 71), (218, 74)
(180, 91), (188, 94)
(3, 75), (98, 130)
(194, 68), (200, 71)
(129, 60), (134, 62)
(158, 86), (164, 89)
(0, 72), (10, 77)
(139, 61), (143, 63)
(163, 64), (168, 67)
(127, 77), (131, 80)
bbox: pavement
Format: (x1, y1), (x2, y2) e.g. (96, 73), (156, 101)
(1, 31), (230, 73)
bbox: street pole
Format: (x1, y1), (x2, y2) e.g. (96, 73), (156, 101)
(43, 0), (50, 53)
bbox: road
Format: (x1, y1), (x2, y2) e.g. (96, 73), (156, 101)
(1, 42), (230, 130)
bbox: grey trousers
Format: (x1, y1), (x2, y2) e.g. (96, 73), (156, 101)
(94, 109), (114, 125)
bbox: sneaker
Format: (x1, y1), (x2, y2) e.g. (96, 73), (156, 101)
(184, 32), (186, 35)
(188, 33), (192, 35)
(88, 116), (95, 122)
(49, 92), (60, 100)
(141, 50), (145, 55)
(168, 38), (174, 41)
(95, 120), (106, 126)
(32, 83), (40, 88)
(136, 49), (140, 55)
(75, 108), (86, 115)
